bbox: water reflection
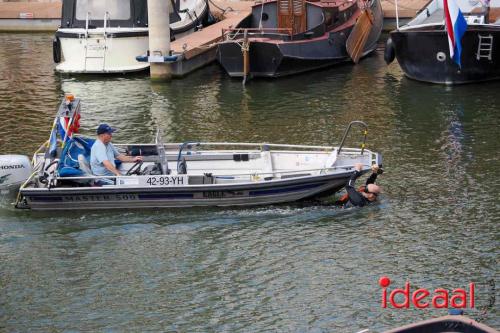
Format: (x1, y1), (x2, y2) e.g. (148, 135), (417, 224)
(0, 33), (499, 332)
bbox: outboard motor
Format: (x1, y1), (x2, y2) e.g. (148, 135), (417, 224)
(0, 155), (32, 193)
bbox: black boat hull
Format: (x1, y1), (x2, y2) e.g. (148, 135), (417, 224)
(217, 33), (353, 78)
(217, 0), (383, 78)
(390, 25), (500, 84)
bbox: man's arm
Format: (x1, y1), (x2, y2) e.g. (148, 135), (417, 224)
(346, 169), (367, 207)
(113, 144), (142, 163)
(365, 164), (380, 186)
(117, 154), (142, 163)
(103, 160), (121, 177)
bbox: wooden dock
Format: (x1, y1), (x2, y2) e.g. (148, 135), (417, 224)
(380, 0), (429, 18)
(169, 0), (253, 77)
(0, 0), (430, 31)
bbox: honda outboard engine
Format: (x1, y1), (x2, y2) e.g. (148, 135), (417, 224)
(0, 155), (32, 193)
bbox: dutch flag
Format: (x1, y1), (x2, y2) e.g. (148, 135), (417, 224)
(444, 0), (468, 67)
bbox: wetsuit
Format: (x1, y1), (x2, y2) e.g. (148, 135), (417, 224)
(338, 170), (378, 207)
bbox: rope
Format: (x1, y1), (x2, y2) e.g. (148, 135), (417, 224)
(207, 0), (234, 15)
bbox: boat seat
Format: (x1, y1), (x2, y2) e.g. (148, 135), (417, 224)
(58, 136), (95, 178)
(58, 136), (123, 179)
(78, 154), (92, 176)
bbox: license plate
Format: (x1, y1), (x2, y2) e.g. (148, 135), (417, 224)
(141, 175), (187, 187)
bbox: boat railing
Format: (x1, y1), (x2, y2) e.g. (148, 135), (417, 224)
(337, 121), (368, 155)
(46, 163), (371, 183)
(399, 22), (445, 31)
(222, 27), (293, 40)
(114, 142), (371, 155)
(117, 142), (339, 150)
(85, 12), (90, 37)
(103, 11), (109, 34)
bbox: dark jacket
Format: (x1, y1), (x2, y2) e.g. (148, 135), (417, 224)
(338, 170), (378, 207)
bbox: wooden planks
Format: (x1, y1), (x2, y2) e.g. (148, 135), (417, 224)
(0, 0), (431, 20)
(380, 0), (431, 18)
(171, 2), (253, 59)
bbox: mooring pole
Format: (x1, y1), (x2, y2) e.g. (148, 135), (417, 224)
(395, 0), (400, 29)
(148, 0), (171, 80)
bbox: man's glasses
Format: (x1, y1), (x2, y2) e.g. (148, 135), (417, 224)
(364, 187), (378, 197)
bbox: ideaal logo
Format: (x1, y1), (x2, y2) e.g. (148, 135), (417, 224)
(380, 276), (475, 309)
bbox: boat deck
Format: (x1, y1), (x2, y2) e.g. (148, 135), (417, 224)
(171, 3), (253, 60)
(164, 0), (253, 76)
(409, 8), (444, 26)
(380, 0), (430, 18)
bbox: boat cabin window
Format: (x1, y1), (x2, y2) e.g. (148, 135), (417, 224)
(76, 0), (131, 21)
(323, 8), (339, 28)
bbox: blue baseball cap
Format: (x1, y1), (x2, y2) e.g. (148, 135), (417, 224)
(96, 123), (116, 135)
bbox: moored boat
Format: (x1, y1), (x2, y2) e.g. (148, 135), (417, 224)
(385, 0), (500, 84)
(1, 96), (382, 211)
(54, 0), (209, 74)
(216, 0), (383, 80)
(383, 315), (498, 333)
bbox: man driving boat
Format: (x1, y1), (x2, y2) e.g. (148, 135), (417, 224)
(90, 124), (142, 177)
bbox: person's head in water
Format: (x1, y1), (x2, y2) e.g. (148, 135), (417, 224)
(362, 183), (381, 202)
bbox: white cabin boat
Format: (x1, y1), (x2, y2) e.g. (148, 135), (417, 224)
(53, 0), (209, 74)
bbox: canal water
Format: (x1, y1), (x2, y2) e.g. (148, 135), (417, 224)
(0, 33), (498, 332)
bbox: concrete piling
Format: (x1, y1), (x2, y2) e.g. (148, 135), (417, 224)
(148, 0), (171, 80)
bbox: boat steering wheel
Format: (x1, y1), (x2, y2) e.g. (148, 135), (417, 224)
(125, 160), (143, 176)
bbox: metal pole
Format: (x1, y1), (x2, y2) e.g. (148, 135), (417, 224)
(148, 0), (171, 80)
(395, 0), (400, 29)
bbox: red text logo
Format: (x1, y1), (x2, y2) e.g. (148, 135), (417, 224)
(379, 276), (475, 309)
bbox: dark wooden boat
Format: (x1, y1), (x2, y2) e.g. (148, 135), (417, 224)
(384, 315), (498, 333)
(217, 0), (383, 80)
(385, 0), (500, 84)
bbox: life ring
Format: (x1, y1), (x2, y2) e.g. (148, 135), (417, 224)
(384, 37), (396, 64)
(53, 37), (61, 63)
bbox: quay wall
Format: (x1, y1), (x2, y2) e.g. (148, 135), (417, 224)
(0, 0), (429, 32)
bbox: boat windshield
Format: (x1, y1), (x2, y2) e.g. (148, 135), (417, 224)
(75, 0), (131, 21)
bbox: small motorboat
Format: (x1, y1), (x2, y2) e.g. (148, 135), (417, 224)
(385, 0), (500, 84)
(2, 96), (382, 211)
(53, 0), (210, 74)
(216, 0), (383, 81)
(383, 315), (498, 333)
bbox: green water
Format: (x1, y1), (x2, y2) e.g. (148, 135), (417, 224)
(0, 33), (498, 332)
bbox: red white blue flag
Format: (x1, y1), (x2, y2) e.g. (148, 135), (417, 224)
(444, 0), (468, 67)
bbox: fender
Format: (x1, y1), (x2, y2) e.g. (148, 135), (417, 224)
(384, 37), (396, 64)
(53, 37), (61, 63)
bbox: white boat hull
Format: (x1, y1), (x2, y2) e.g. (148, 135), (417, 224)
(20, 174), (351, 210)
(54, 0), (210, 74)
(56, 30), (150, 73)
